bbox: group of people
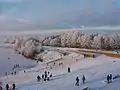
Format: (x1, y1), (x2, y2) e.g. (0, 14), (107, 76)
(75, 74), (113, 86)
(107, 74), (112, 84)
(12, 64), (20, 70)
(37, 71), (53, 82)
(67, 67), (86, 86)
(75, 75), (86, 86)
(0, 83), (16, 90)
(5, 71), (17, 76)
(5, 64), (20, 76)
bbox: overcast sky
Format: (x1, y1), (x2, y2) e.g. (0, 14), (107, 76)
(0, 0), (120, 31)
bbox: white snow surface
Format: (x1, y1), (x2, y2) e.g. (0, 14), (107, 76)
(1, 47), (120, 90)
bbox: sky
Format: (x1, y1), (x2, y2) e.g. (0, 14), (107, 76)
(0, 0), (120, 31)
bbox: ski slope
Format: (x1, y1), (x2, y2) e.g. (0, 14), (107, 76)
(16, 55), (120, 90)
(1, 48), (120, 90)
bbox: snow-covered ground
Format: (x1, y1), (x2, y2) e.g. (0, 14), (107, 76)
(0, 47), (37, 77)
(1, 46), (120, 90)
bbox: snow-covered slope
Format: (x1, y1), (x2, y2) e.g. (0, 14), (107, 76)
(1, 51), (120, 90)
(16, 56), (120, 90)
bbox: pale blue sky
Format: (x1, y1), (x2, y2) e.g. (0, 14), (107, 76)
(0, 0), (120, 31)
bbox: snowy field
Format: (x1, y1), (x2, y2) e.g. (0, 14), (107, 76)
(0, 47), (37, 77)
(0, 35), (37, 77)
(0, 47), (120, 90)
(1, 30), (120, 90)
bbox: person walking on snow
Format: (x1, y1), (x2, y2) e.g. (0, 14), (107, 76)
(75, 76), (79, 86)
(6, 84), (9, 90)
(109, 74), (112, 83)
(107, 74), (110, 84)
(47, 72), (50, 81)
(82, 75), (86, 84)
(12, 83), (16, 90)
(68, 67), (70, 73)
(45, 71), (47, 79)
(42, 74), (44, 79)
(37, 75), (41, 81)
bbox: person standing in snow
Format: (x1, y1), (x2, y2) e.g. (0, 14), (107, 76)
(12, 83), (16, 90)
(43, 71), (47, 81)
(75, 76), (79, 86)
(109, 74), (112, 83)
(107, 75), (110, 84)
(6, 84), (9, 90)
(5, 72), (7, 76)
(37, 75), (41, 81)
(82, 75), (86, 84)
(42, 74), (44, 79)
(14, 71), (16, 75)
(45, 71), (47, 79)
(68, 67), (70, 73)
(48, 72), (50, 75)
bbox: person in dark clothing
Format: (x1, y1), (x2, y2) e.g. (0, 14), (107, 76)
(107, 75), (110, 84)
(44, 78), (46, 81)
(6, 84), (9, 90)
(45, 71), (47, 74)
(50, 74), (52, 78)
(84, 54), (86, 58)
(109, 74), (112, 83)
(14, 71), (16, 75)
(68, 67), (70, 73)
(47, 77), (50, 81)
(45, 73), (47, 79)
(48, 72), (50, 75)
(37, 75), (40, 81)
(45, 71), (47, 79)
(75, 76), (79, 86)
(42, 74), (44, 79)
(11, 72), (13, 75)
(82, 75), (86, 84)
(47, 72), (50, 81)
(12, 83), (16, 90)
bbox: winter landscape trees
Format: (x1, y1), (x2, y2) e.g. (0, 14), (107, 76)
(42, 31), (120, 50)
(6, 30), (120, 60)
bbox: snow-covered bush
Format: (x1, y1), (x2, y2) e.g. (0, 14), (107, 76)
(13, 37), (43, 58)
